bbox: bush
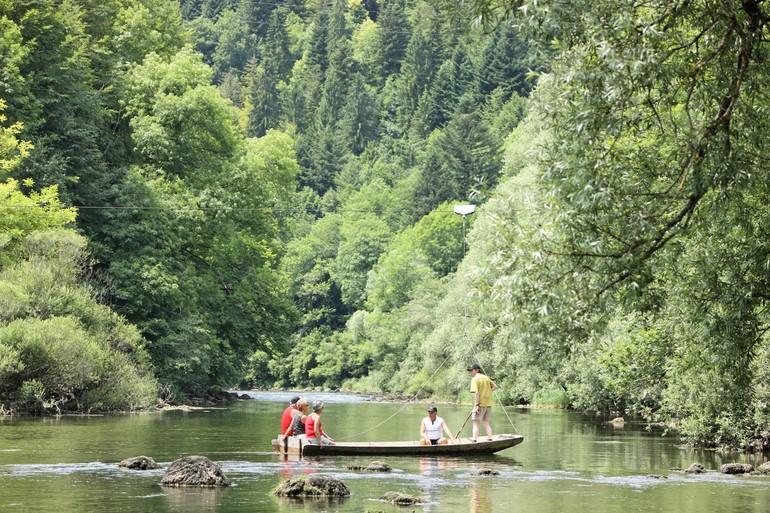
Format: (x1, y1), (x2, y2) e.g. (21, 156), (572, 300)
(0, 231), (157, 413)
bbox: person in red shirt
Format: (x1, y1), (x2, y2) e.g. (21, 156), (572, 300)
(306, 400), (335, 447)
(280, 396), (301, 436)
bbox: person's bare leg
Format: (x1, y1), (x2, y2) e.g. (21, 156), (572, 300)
(484, 420), (493, 439)
(472, 420), (480, 441)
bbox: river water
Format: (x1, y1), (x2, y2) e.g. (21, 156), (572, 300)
(1, 391), (769, 512)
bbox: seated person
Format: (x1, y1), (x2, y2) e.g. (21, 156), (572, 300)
(284, 398), (309, 438)
(279, 395), (301, 437)
(306, 400), (335, 447)
(419, 405), (454, 445)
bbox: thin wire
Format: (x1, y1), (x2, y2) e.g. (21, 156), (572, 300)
(339, 350), (454, 441)
(0, 204), (464, 216)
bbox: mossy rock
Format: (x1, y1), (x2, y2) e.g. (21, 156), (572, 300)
(274, 475), (350, 497)
(380, 491), (421, 505)
(160, 456), (231, 487)
(473, 468), (500, 476)
(685, 463), (705, 474)
(119, 456), (160, 470)
(720, 463), (755, 475)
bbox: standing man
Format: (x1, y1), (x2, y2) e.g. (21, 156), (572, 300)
(468, 364), (496, 442)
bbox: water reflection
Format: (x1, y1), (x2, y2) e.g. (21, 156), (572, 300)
(469, 484), (492, 513)
(162, 487), (225, 513)
(273, 496), (350, 511)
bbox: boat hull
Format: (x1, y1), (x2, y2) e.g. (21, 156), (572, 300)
(272, 434), (523, 457)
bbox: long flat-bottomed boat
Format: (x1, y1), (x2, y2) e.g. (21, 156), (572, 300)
(272, 434), (523, 457)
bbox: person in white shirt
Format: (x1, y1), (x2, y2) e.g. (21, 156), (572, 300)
(419, 405), (454, 445)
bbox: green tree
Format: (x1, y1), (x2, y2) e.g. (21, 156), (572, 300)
(478, 22), (534, 99)
(376, 0), (410, 77)
(98, 47), (297, 396)
(331, 213), (393, 310)
(210, 8), (254, 80)
(339, 73), (380, 155)
(246, 62), (281, 137)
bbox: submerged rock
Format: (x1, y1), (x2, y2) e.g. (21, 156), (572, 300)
(366, 461), (391, 472)
(160, 456), (231, 487)
(380, 491), (421, 505)
(119, 456), (160, 470)
(720, 463), (755, 475)
(473, 468), (500, 476)
(347, 461), (391, 472)
(274, 475), (350, 497)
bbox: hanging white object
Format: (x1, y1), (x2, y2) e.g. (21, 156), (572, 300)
(453, 204), (476, 216)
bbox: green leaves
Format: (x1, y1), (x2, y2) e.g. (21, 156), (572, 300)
(0, 228), (157, 413)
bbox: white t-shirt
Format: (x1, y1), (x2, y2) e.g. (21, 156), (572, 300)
(422, 416), (446, 440)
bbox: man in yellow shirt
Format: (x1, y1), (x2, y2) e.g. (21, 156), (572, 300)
(468, 364), (496, 442)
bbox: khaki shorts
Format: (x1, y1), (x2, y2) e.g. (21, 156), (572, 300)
(472, 406), (492, 422)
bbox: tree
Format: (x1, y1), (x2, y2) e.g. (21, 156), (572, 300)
(331, 213), (393, 310)
(97, 47), (297, 396)
(413, 99), (502, 211)
(210, 8), (254, 80)
(339, 73), (381, 155)
(393, 24), (442, 131)
(246, 62), (281, 137)
(376, 0), (410, 77)
(477, 22), (534, 98)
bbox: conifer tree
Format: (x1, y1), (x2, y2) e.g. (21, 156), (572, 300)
(478, 23), (533, 98)
(376, 0), (410, 77)
(339, 73), (380, 155)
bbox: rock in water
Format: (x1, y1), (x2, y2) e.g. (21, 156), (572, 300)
(684, 463), (705, 474)
(160, 456), (231, 487)
(379, 492), (421, 505)
(119, 456), (160, 470)
(274, 475), (350, 497)
(720, 463), (755, 475)
(366, 461), (391, 472)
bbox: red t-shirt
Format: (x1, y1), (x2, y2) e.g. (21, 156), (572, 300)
(281, 405), (297, 435)
(306, 413), (322, 440)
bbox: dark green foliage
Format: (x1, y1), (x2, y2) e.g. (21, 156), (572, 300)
(478, 23), (534, 99)
(247, 63), (281, 137)
(339, 73), (381, 155)
(376, 0), (410, 77)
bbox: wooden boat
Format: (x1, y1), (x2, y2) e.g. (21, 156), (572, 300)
(272, 434), (523, 457)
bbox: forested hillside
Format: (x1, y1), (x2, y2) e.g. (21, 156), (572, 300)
(2, 0), (770, 449)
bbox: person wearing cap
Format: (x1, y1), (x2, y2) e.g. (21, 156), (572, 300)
(280, 395), (301, 437)
(419, 405), (454, 445)
(468, 364), (497, 442)
(306, 400), (335, 447)
(281, 398), (310, 438)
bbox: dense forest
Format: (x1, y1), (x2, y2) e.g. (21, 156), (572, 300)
(2, 0), (770, 450)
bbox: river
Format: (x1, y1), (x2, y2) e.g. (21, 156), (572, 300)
(1, 391), (768, 512)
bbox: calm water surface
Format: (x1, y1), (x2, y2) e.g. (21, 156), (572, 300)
(1, 391), (769, 512)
